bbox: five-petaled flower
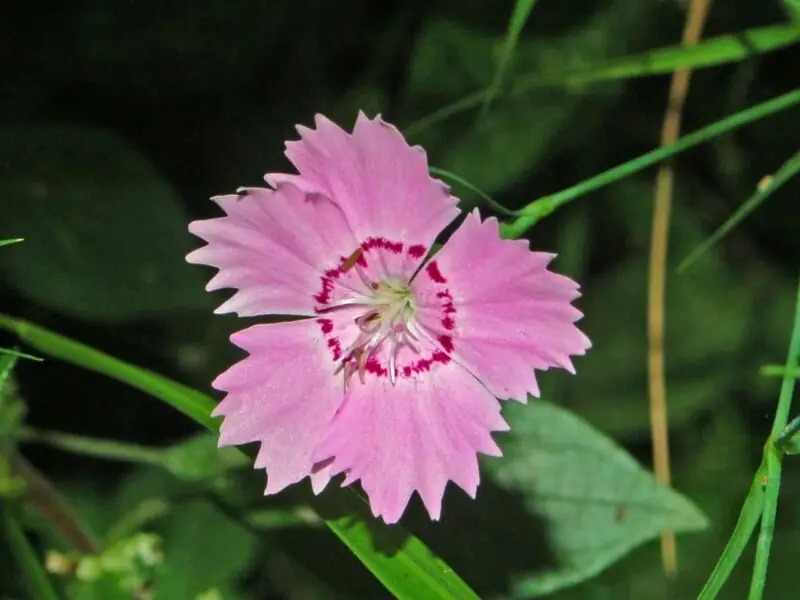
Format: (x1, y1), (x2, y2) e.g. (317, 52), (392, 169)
(187, 113), (591, 524)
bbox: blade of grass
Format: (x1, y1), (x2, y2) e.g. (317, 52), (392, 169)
(0, 347), (42, 361)
(0, 315), (217, 430)
(481, 0), (538, 114)
(512, 23), (798, 91)
(0, 238), (24, 248)
(3, 504), (62, 600)
(0, 315), (481, 600)
(696, 457), (767, 599)
(679, 149), (800, 271)
(500, 88), (800, 239)
(406, 23), (799, 136)
(429, 166), (517, 217)
(748, 277), (800, 599)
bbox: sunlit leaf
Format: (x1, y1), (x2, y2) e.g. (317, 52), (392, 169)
(488, 399), (708, 596)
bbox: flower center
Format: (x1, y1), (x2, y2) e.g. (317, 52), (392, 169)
(336, 276), (419, 386)
(315, 239), (455, 387)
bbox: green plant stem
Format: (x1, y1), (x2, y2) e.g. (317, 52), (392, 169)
(679, 149), (800, 271)
(429, 167), (518, 217)
(747, 278), (800, 600)
(748, 450), (781, 600)
(696, 458), (766, 600)
(500, 88), (800, 239)
(405, 24), (799, 137)
(759, 364), (800, 378)
(3, 503), (62, 600)
(18, 427), (167, 466)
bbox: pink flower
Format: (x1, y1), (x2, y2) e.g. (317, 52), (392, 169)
(187, 113), (590, 524)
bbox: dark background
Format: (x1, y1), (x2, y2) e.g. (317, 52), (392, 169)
(1, 1), (799, 598)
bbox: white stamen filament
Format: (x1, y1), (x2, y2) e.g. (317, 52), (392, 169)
(329, 261), (416, 387)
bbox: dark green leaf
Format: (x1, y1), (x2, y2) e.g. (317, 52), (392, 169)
(0, 125), (210, 322)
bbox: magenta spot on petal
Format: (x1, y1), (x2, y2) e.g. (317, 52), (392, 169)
(426, 261), (447, 283)
(327, 338), (342, 361)
(365, 356), (387, 376)
(403, 366), (412, 378)
(438, 335), (454, 353)
(408, 244), (426, 259)
(317, 318), (334, 334)
(442, 317), (455, 330)
(314, 277), (336, 305)
(362, 236), (403, 255)
(432, 351), (450, 364)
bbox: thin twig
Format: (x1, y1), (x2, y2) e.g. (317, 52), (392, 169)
(648, 0), (712, 575)
(11, 455), (101, 554)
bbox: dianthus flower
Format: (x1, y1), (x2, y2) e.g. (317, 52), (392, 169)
(187, 113), (590, 523)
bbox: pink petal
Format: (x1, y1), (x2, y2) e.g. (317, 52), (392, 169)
(212, 320), (345, 494)
(187, 184), (358, 317)
(267, 112), (459, 278)
(412, 210), (591, 402)
(314, 347), (508, 524)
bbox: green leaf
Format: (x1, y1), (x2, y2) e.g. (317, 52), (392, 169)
(2, 505), (62, 600)
(0, 237), (24, 248)
(481, 0), (538, 113)
(487, 399), (707, 597)
(0, 315), (482, 600)
(154, 500), (257, 598)
(696, 460), (766, 600)
(0, 125), (210, 323)
(162, 434), (249, 482)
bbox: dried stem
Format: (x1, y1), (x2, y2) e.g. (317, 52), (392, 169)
(11, 454), (101, 554)
(648, 0), (712, 575)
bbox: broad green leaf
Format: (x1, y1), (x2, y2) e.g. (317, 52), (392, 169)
(487, 399), (707, 597)
(0, 125), (210, 323)
(154, 500), (257, 598)
(2, 506), (61, 600)
(0, 315), (481, 600)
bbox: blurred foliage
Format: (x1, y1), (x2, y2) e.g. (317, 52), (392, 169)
(1, 0), (800, 598)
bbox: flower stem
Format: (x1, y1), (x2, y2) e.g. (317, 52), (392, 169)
(747, 277), (800, 600)
(18, 427), (167, 466)
(499, 88), (800, 239)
